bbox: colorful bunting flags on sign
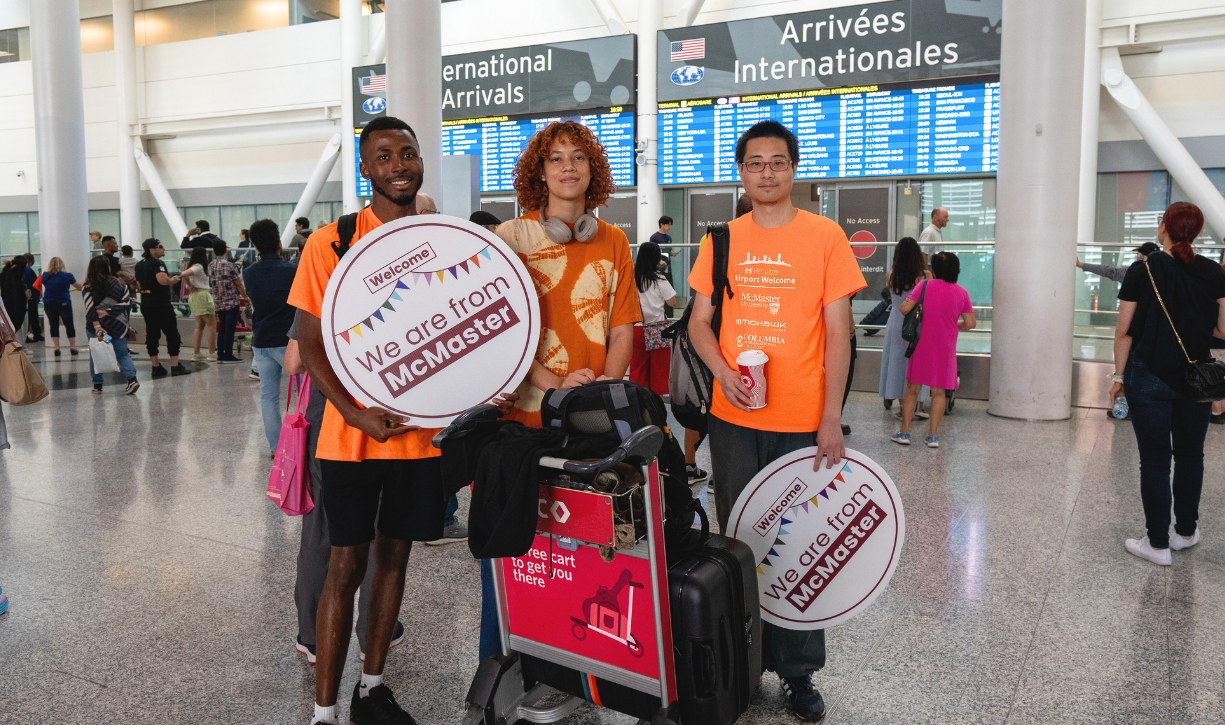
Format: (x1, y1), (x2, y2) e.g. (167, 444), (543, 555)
(334, 245), (494, 344)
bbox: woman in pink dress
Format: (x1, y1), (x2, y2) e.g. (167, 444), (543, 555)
(893, 252), (976, 448)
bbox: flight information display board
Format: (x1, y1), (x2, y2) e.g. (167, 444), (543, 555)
(442, 107), (635, 192)
(658, 79), (999, 185)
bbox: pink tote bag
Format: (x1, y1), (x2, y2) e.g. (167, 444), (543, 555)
(266, 374), (315, 516)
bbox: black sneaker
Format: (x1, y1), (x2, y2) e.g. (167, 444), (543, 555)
(170, 363), (192, 376)
(349, 682), (417, 725)
(151, 365), (168, 378)
(841, 424), (851, 435)
(1211, 413), (1225, 425)
(295, 635), (316, 665)
(686, 464), (709, 485)
(781, 675), (826, 722)
(125, 379), (140, 395)
(360, 621), (406, 661)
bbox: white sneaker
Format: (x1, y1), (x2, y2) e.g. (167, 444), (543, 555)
(1171, 529), (1200, 551)
(1125, 536), (1172, 566)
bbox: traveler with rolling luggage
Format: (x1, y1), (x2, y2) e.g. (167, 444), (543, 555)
(687, 120), (866, 721)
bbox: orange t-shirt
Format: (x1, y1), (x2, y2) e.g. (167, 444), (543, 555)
(497, 211), (642, 427)
(288, 207), (440, 462)
(688, 209), (866, 433)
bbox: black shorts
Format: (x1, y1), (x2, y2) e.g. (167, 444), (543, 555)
(319, 458), (446, 547)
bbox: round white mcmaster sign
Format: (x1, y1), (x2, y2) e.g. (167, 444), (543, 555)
(727, 448), (904, 630)
(320, 215), (540, 426)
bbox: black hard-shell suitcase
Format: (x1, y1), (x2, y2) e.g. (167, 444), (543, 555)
(668, 507), (761, 725)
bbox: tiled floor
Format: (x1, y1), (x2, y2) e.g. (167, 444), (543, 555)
(2, 347), (1224, 724)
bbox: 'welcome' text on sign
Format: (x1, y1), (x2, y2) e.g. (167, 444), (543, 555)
(363, 243), (435, 294)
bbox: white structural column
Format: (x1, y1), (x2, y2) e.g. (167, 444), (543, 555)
(29, 0), (90, 277)
(1076, 0), (1103, 247)
(673, 0), (706, 27)
(590, 0), (628, 35)
(365, 12), (386, 66)
(340, 0), (363, 213)
(1101, 49), (1225, 238)
(133, 143), (188, 241)
(113, 0), (142, 248)
(281, 134), (343, 247)
(636, 0), (663, 245)
(385, 0), (443, 207)
(989, 0), (1087, 420)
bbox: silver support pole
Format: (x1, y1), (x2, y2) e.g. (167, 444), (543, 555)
(1101, 48), (1225, 238)
(281, 134), (343, 247)
(133, 142), (189, 242)
(989, 0), (1086, 420)
(636, 0), (663, 245)
(113, 0), (142, 249)
(30, 0), (90, 278)
(385, 0), (443, 207)
(340, 0), (363, 214)
(1076, 0), (1102, 248)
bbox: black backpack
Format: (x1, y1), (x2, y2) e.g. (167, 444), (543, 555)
(332, 212), (359, 259)
(663, 223), (732, 434)
(540, 380), (697, 543)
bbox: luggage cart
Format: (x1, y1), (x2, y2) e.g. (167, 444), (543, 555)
(433, 406), (680, 725)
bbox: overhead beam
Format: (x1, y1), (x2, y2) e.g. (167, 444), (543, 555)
(1100, 48), (1225, 238)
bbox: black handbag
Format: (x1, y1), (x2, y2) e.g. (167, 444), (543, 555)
(1143, 260), (1225, 402)
(901, 280), (927, 358)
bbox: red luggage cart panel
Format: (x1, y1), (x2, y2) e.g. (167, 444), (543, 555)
(502, 536), (659, 680)
(536, 484), (617, 546)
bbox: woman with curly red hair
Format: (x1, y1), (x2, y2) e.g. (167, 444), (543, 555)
(1112, 201), (1225, 565)
(494, 120), (641, 425)
(474, 121), (642, 661)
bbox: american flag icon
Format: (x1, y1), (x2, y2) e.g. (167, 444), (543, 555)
(670, 38), (705, 62)
(359, 74), (386, 95)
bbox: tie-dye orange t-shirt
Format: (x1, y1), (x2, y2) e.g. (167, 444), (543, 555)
(497, 210), (642, 426)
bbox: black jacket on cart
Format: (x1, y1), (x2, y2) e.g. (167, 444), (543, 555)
(440, 420), (617, 560)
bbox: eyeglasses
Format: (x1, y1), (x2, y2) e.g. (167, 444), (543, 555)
(740, 159), (794, 173)
(418, 209), (439, 215)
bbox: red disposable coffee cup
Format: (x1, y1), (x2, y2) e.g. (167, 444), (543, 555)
(737, 349), (769, 409)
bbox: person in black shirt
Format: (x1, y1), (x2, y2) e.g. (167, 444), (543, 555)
(1112, 202), (1225, 566)
(181, 220), (221, 252)
(242, 219), (297, 455)
(100, 236), (135, 284)
(135, 238), (191, 377)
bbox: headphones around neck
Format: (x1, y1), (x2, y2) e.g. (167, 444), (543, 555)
(540, 206), (599, 244)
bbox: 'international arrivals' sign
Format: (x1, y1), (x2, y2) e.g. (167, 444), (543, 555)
(657, 0), (1002, 102)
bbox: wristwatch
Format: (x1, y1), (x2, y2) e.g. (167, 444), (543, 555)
(1109, 373), (1124, 384)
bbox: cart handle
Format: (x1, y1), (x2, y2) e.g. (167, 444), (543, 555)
(539, 425), (664, 475)
(432, 403), (503, 448)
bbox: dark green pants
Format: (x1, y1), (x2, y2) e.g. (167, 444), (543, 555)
(709, 414), (826, 679)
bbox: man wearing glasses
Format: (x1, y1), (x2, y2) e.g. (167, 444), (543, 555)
(687, 120), (865, 722)
(135, 238), (191, 377)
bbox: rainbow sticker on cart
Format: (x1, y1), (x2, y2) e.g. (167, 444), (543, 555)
(726, 448), (904, 630)
(319, 216), (540, 426)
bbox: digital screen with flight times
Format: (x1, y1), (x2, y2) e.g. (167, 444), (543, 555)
(442, 107), (635, 192)
(657, 79), (999, 184)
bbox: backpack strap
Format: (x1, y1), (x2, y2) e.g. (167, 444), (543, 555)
(708, 223), (732, 339)
(331, 212), (360, 260)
